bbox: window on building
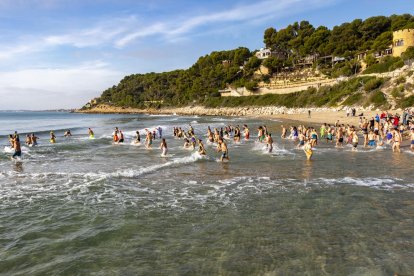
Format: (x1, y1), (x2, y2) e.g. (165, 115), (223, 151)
(395, 39), (404, 47)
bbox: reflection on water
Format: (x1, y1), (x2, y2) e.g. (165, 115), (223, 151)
(12, 161), (24, 173)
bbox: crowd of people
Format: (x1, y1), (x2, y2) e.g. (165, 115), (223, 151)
(5, 109), (414, 161)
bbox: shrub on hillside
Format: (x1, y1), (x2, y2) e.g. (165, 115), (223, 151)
(391, 85), (404, 98)
(388, 59), (405, 71)
(245, 81), (258, 91)
(399, 95), (414, 108)
(364, 78), (384, 91)
(342, 93), (363, 106)
(363, 56), (404, 74)
(394, 76), (406, 85)
(367, 90), (387, 107)
(401, 46), (414, 61)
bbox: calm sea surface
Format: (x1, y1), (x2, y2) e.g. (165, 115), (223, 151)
(0, 111), (413, 275)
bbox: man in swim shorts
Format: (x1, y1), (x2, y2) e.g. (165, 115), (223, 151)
(12, 136), (22, 159)
(266, 133), (273, 153)
(218, 139), (229, 162)
(352, 131), (358, 151)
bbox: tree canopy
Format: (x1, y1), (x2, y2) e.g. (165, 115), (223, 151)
(91, 14), (414, 108)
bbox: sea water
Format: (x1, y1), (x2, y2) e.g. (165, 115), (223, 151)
(0, 111), (413, 275)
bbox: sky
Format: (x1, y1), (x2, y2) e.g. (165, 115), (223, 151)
(0, 0), (412, 110)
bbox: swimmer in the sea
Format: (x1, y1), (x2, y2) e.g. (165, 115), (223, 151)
(281, 125), (287, 139)
(198, 139), (206, 155)
(31, 133), (38, 146)
(50, 131), (56, 143)
(160, 138), (168, 156)
(217, 138), (229, 162)
(303, 140), (313, 160)
(266, 133), (273, 153)
(243, 125), (250, 140)
(392, 128), (402, 153)
(118, 130), (124, 143)
(351, 130), (358, 151)
(88, 128), (94, 139)
(145, 130), (152, 149)
(183, 138), (190, 149)
(134, 131), (141, 144)
(64, 130), (72, 137)
(25, 134), (31, 146)
(113, 130), (119, 143)
(11, 136), (22, 160)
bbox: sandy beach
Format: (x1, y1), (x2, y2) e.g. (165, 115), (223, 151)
(79, 104), (401, 126)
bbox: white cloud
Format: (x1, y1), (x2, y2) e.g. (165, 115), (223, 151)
(0, 62), (123, 110)
(0, 0), (334, 59)
(116, 0), (334, 46)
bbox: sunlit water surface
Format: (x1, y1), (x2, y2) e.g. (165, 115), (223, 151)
(0, 112), (413, 275)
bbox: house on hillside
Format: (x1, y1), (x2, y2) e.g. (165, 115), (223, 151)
(392, 28), (414, 57)
(255, 48), (272, 59)
(255, 48), (290, 60)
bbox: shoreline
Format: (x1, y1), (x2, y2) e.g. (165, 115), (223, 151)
(77, 104), (403, 126)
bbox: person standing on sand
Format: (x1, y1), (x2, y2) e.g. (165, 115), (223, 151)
(308, 110), (311, 118)
(410, 128), (414, 151)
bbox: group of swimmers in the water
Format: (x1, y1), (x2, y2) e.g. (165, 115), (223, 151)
(5, 109), (414, 161)
(279, 111), (414, 159)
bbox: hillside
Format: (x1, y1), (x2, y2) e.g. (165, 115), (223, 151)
(83, 14), (414, 110)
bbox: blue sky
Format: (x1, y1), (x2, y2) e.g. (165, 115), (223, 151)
(0, 0), (412, 110)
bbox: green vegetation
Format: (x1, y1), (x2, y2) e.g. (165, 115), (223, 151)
(364, 78), (384, 91)
(400, 95), (414, 108)
(368, 90), (387, 107)
(363, 56), (404, 74)
(394, 76), (406, 85)
(391, 85), (405, 98)
(90, 14), (414, 109)
(401, 46), (414, 61)
(342, 93), (363, 106)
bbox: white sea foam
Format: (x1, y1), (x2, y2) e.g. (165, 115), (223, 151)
(251, 141), (294, 156)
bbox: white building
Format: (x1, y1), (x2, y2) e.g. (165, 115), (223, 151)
(255, 48), (272, 59)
